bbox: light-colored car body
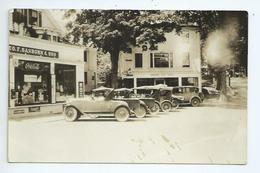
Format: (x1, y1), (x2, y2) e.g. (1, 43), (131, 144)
(64, 87), (133, 122)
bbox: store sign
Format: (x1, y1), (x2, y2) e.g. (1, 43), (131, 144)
(9, 44), (58, 58)
(29, 106), (40, 112)
(24, 75), (42, 82)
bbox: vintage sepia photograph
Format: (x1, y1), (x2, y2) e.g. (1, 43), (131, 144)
(8, 9), (248, 164)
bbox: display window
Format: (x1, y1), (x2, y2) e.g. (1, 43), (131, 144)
(182, 77), (198, 86)
(55, 64), (76, 102)
(14, 60), (51, 106)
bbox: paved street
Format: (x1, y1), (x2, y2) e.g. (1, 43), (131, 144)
(8, 103), (246, 164)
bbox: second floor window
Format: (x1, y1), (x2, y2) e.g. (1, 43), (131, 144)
(29, 9), (41, 27)
(183, 52), (190, 68)
(150, 52), (173, 68)
(135, 53), (143, 68)
(84, 50), (88, 62)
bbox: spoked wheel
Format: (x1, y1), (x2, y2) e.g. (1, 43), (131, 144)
(191, 97), (200, 107)
(161, 101), (172, 112)
(64, 106), (79, 122)
(134, 105), (147, 118)
(150, 102), (160, 114)
(171, 100), (179, 109)
(114, 107), (130, 122)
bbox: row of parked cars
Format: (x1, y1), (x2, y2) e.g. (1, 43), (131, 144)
(63, 84), (215, 122)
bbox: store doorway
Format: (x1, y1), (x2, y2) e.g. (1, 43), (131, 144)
(55, 64), (76, 102)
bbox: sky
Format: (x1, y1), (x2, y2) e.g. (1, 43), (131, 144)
(48, 9), (68, 33)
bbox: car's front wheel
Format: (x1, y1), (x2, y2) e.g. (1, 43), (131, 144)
(64, 106), (79, 122)
(114, 107), (129, 122)
(134, 105), (146, 118)
(191, 97), (200, 107)
(161, 101), (172, 112)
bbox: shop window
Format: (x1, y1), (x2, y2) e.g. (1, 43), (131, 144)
(183, 52), (190, 67)
(55, 64), (76, 102)
(154, 79), (165, 85)
(14, 60), (51, 106)
(137, 78), (154, 87)
(165, 78), (179, 86)
(122, 78), (134, 88)
(182, 77), (198, 86)
(135, 53), (143, 68)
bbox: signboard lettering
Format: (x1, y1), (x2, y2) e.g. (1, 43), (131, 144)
(9, 44), (58, 58)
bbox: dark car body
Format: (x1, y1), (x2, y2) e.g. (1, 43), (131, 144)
(132, 84), (184, 112)
(172, 86), (204, 107)
(114, 88), (156, 114)
(94, 87), (147, 118)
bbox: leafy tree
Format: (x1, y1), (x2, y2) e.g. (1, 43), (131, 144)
(178, 11), (247, 97)
(65, 10), (183, 88)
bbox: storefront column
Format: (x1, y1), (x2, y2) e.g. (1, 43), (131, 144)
(178, 77), (182, 87)
(9, 58), (15, 107)
(50, 63), (56, 104)
(133, 77), (137, 88)
(133, 77), (137, 93)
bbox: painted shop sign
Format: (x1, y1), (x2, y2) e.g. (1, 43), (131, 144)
(9, 44), (59, 58)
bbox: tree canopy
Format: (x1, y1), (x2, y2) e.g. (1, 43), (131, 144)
(64, 10), (247, 88)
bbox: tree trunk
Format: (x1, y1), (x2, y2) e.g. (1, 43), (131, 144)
(110, 50), (120, 88)
(216, 67), (227, 101)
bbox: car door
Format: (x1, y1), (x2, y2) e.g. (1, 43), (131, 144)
(182, 87), (192, 102)
(80, 97), (110, 113)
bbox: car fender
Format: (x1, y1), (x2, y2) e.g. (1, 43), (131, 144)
(64, 104), (84, 115)
(114, 105), (131, 115)
(189, 96), (201, 103)
(139, 100), (149, 112)
(161, 100), (173, 107)
(154, 100), (163, 110)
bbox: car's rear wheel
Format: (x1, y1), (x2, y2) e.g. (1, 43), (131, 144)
(150, 102), (160, 114)
(134, 105), (146, 118)
(114, 107), (129, 122)
(161, 101), (172, 112)
(191, 97), (200, 107)
(64, 107), (79, 122)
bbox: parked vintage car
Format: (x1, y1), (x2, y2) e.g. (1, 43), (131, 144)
(64, 87), (134, 122)
(171, 86), (204, 107)
(132, 84), (184, 112)
(93, 87), (148, 118)
(160, 86), (185, 110)
(202, 86), (220, 99)
(114, 88), (156, 114)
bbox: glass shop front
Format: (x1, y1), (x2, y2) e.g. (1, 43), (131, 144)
(13, 60), (77, 106)
(14, 60), (51, 106)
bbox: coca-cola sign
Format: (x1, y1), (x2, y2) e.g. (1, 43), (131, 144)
(24, 62), (40, 70)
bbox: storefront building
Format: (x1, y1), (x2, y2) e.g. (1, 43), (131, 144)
(118, 26), (202, 90)
(8, 9), (97, 117)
